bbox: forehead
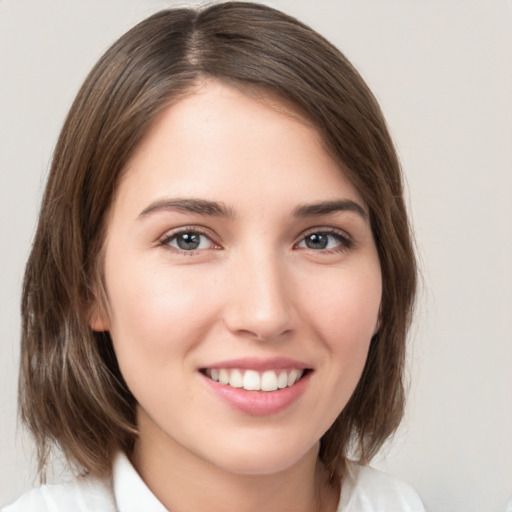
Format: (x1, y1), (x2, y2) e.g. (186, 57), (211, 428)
(113, 79), (364, 217)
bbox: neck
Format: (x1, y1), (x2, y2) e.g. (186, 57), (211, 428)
(131, 415), (339, 512)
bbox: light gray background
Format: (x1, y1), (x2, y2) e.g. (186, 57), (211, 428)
(1, 1), (511, 511)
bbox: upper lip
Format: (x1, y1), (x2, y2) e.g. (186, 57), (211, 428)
(201, 357), (312, 372)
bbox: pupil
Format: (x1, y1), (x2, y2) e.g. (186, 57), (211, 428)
(177, 232), (200, 250)
(306, 233), (328, 249)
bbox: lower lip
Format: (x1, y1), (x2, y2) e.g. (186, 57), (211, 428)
(201, 372), (311, 416)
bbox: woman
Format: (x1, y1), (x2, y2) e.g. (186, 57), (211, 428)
(3, 3), (423, 511)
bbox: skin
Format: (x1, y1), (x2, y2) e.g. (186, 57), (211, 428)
(91, 80), (382, 512)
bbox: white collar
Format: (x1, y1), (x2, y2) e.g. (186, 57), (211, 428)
(110, 452), (424, 512)
(113, 452), (168, 512)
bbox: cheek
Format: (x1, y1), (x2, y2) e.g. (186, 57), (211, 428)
(104, 259), (221, 368)
(307, 265), (381, 341)
(303, 262), (381, 382)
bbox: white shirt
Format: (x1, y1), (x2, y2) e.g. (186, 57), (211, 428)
(2, 452), (426, 512)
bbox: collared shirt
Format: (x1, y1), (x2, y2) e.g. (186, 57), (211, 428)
(2, 452), (426, 512)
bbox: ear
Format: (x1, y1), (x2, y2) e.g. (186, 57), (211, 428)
(89, 303), (110, 332)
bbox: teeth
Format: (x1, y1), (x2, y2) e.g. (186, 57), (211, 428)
(206, 368), (305, 392)
(287, 369), (300, 386)
(218, 369), (229, 385)
(261, 370), (278, 391)
(229, 369), (243, 388)
(277, 371), (288, 389)
(243, 370), (260, 390)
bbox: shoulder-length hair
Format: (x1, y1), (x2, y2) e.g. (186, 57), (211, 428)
(20, 1), (416, 481)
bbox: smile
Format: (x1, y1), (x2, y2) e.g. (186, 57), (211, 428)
(199, 358), (313, 415)
(203, 368), (305, 392)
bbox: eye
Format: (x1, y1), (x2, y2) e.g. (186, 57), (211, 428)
(296, 230), (352, 252)
(161, 229), (218, 252)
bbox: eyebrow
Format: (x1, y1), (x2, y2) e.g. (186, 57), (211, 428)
(292, 200), (368, 220)
(138, 198), (234, 219)
(138, 197), (367, 221)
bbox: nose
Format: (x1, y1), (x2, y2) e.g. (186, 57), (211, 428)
(222, 248), (295, 342)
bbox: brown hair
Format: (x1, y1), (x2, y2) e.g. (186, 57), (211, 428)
(20, 2), (416, 481)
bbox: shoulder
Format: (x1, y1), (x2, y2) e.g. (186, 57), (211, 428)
(338, 461), (426, 512)
(1, 473), (115, 512)
(2, 452), (166, 512)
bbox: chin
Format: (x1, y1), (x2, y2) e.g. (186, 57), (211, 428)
(204, 436), (320, 476)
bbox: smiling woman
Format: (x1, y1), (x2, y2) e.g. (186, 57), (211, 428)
(91, 82), (383, 491)
(3, 3), (422, 512)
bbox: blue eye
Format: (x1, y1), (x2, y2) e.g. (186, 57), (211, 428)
(297, 231), (351, 251)
(163, 230), (214, 251)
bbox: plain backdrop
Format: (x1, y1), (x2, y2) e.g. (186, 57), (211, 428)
(1, 1), (511, 511)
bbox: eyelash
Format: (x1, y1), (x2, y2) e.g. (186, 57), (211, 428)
(159, 227), (219, 255)
(297, 228), (354, 254)
(158, 227), (354, 255)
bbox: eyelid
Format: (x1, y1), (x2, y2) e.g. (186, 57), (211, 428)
(294, 226), (354, 252)
(156, 225), (354, 255)
(158, 226), (221, 253)
(299, 225), (351, 238)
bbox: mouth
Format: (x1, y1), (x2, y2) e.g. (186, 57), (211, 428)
(199, 359), (313, 415)
(201, 367), (310, 392)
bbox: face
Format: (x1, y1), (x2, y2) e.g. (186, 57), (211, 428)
(93, 80), (381, 476)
